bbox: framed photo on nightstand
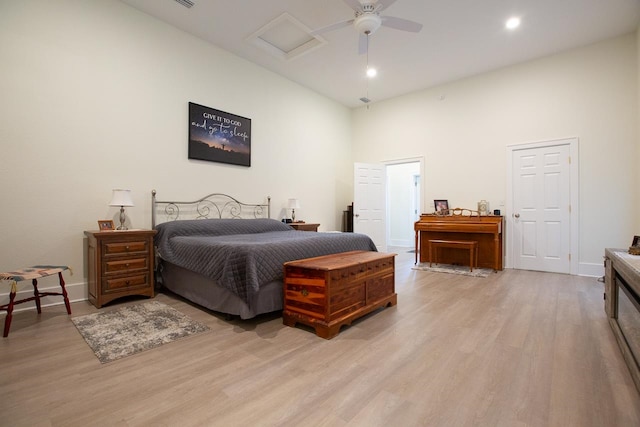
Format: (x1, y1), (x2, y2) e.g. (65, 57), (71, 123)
(98, 220), (115, 231)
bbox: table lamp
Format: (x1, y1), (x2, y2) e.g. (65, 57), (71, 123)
(109, 189), (134, 230)
(288, 198), (300, 222)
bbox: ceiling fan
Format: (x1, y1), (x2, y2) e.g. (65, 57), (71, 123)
(311, 0), (423, 54)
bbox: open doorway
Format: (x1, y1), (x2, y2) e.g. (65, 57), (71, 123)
(386, 160), (422, 248)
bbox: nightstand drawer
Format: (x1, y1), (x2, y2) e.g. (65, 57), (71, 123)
(103, 274), (148, 292)
(103, 240), (148, 256)
(104, 257), (149, 274)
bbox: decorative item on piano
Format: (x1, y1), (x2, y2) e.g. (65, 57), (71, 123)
(629, 235), (640, 255)
(450, 208), (480, 216)
(477, 200), (489, 216)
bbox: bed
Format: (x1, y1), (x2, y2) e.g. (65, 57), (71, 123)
(151, 190), (377, 319)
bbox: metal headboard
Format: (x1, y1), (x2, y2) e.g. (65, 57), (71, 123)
(151, 190), (271, 228)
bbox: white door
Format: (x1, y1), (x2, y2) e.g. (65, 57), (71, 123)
(354, 163), (386, 251)
(512, 144), (571, 273)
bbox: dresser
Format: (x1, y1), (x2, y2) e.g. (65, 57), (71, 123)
(283, 250), (396, 339)
(84, 229), (156, 308)
(604, 248), (640, 393)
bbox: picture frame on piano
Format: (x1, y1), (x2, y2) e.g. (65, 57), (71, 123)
(434, 199), (449, 215)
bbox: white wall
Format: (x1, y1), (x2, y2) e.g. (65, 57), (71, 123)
(0, 0), (352, 303)
(352, 34), (638, 274)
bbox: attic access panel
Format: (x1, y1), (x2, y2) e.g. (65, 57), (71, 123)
(246, 13), (326, 61)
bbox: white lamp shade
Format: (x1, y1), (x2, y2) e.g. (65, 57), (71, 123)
(109, 189), (134, 207)
(287, 198), (300, 209)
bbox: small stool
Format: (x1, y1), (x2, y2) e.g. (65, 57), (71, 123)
(0, 265), (72, 337)
(429, 240), (478, 272)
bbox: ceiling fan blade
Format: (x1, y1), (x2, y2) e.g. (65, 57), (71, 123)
(342, 0), (364, 12)
(358, 33), (367, 55)
(375, 0), (399, 11)
(310, 19), (354, 35)
(381, 16), (423, 32)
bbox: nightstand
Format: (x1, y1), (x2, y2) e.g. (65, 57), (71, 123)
(84, 229), (156, 308)
(289, 222), (320, 232)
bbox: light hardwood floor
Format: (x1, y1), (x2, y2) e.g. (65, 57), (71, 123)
(1, 250), (639, 427)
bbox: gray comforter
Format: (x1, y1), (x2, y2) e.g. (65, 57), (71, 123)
(154, 218), (377, 303)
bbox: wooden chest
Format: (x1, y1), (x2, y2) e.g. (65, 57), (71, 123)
(283, 250), (397, 339)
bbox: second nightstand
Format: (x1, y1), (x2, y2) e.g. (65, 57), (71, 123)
(289, 222), (320, 232)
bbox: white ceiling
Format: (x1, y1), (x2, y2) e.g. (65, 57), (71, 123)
(120, 0), (640, 108)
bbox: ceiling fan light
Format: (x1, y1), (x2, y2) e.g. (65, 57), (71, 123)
(354, 14), (382, 35)
(505, 17), (521, 30)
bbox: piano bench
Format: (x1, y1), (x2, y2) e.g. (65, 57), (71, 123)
(429, 239), (478, 272)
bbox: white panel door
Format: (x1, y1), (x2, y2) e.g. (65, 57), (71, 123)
(512, 144), (571, 273)
(354, 163), (386, 251)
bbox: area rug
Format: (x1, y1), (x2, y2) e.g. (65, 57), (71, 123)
(412, 263), (492, 278)
(72, 301), (209, 363)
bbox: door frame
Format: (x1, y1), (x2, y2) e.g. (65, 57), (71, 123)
(506, 137), (579, 274)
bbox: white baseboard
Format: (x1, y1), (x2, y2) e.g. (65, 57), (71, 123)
(0, 280), (87, 315)
(579, 262), (604, 278)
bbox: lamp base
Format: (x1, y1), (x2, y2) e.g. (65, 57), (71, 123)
(118, 206), (128, 230)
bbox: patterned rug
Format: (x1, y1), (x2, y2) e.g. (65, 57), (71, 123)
(412, 263), (493, 278)
(72, 301), (209, 363)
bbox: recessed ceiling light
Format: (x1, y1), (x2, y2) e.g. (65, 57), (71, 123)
(505, 17), (521, 30)
(366, 67), (377, 78)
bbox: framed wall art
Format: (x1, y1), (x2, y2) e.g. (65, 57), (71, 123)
(188, 102), (251, 167)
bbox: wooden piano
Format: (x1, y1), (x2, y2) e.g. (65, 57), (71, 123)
(414, 214), (504, 271)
